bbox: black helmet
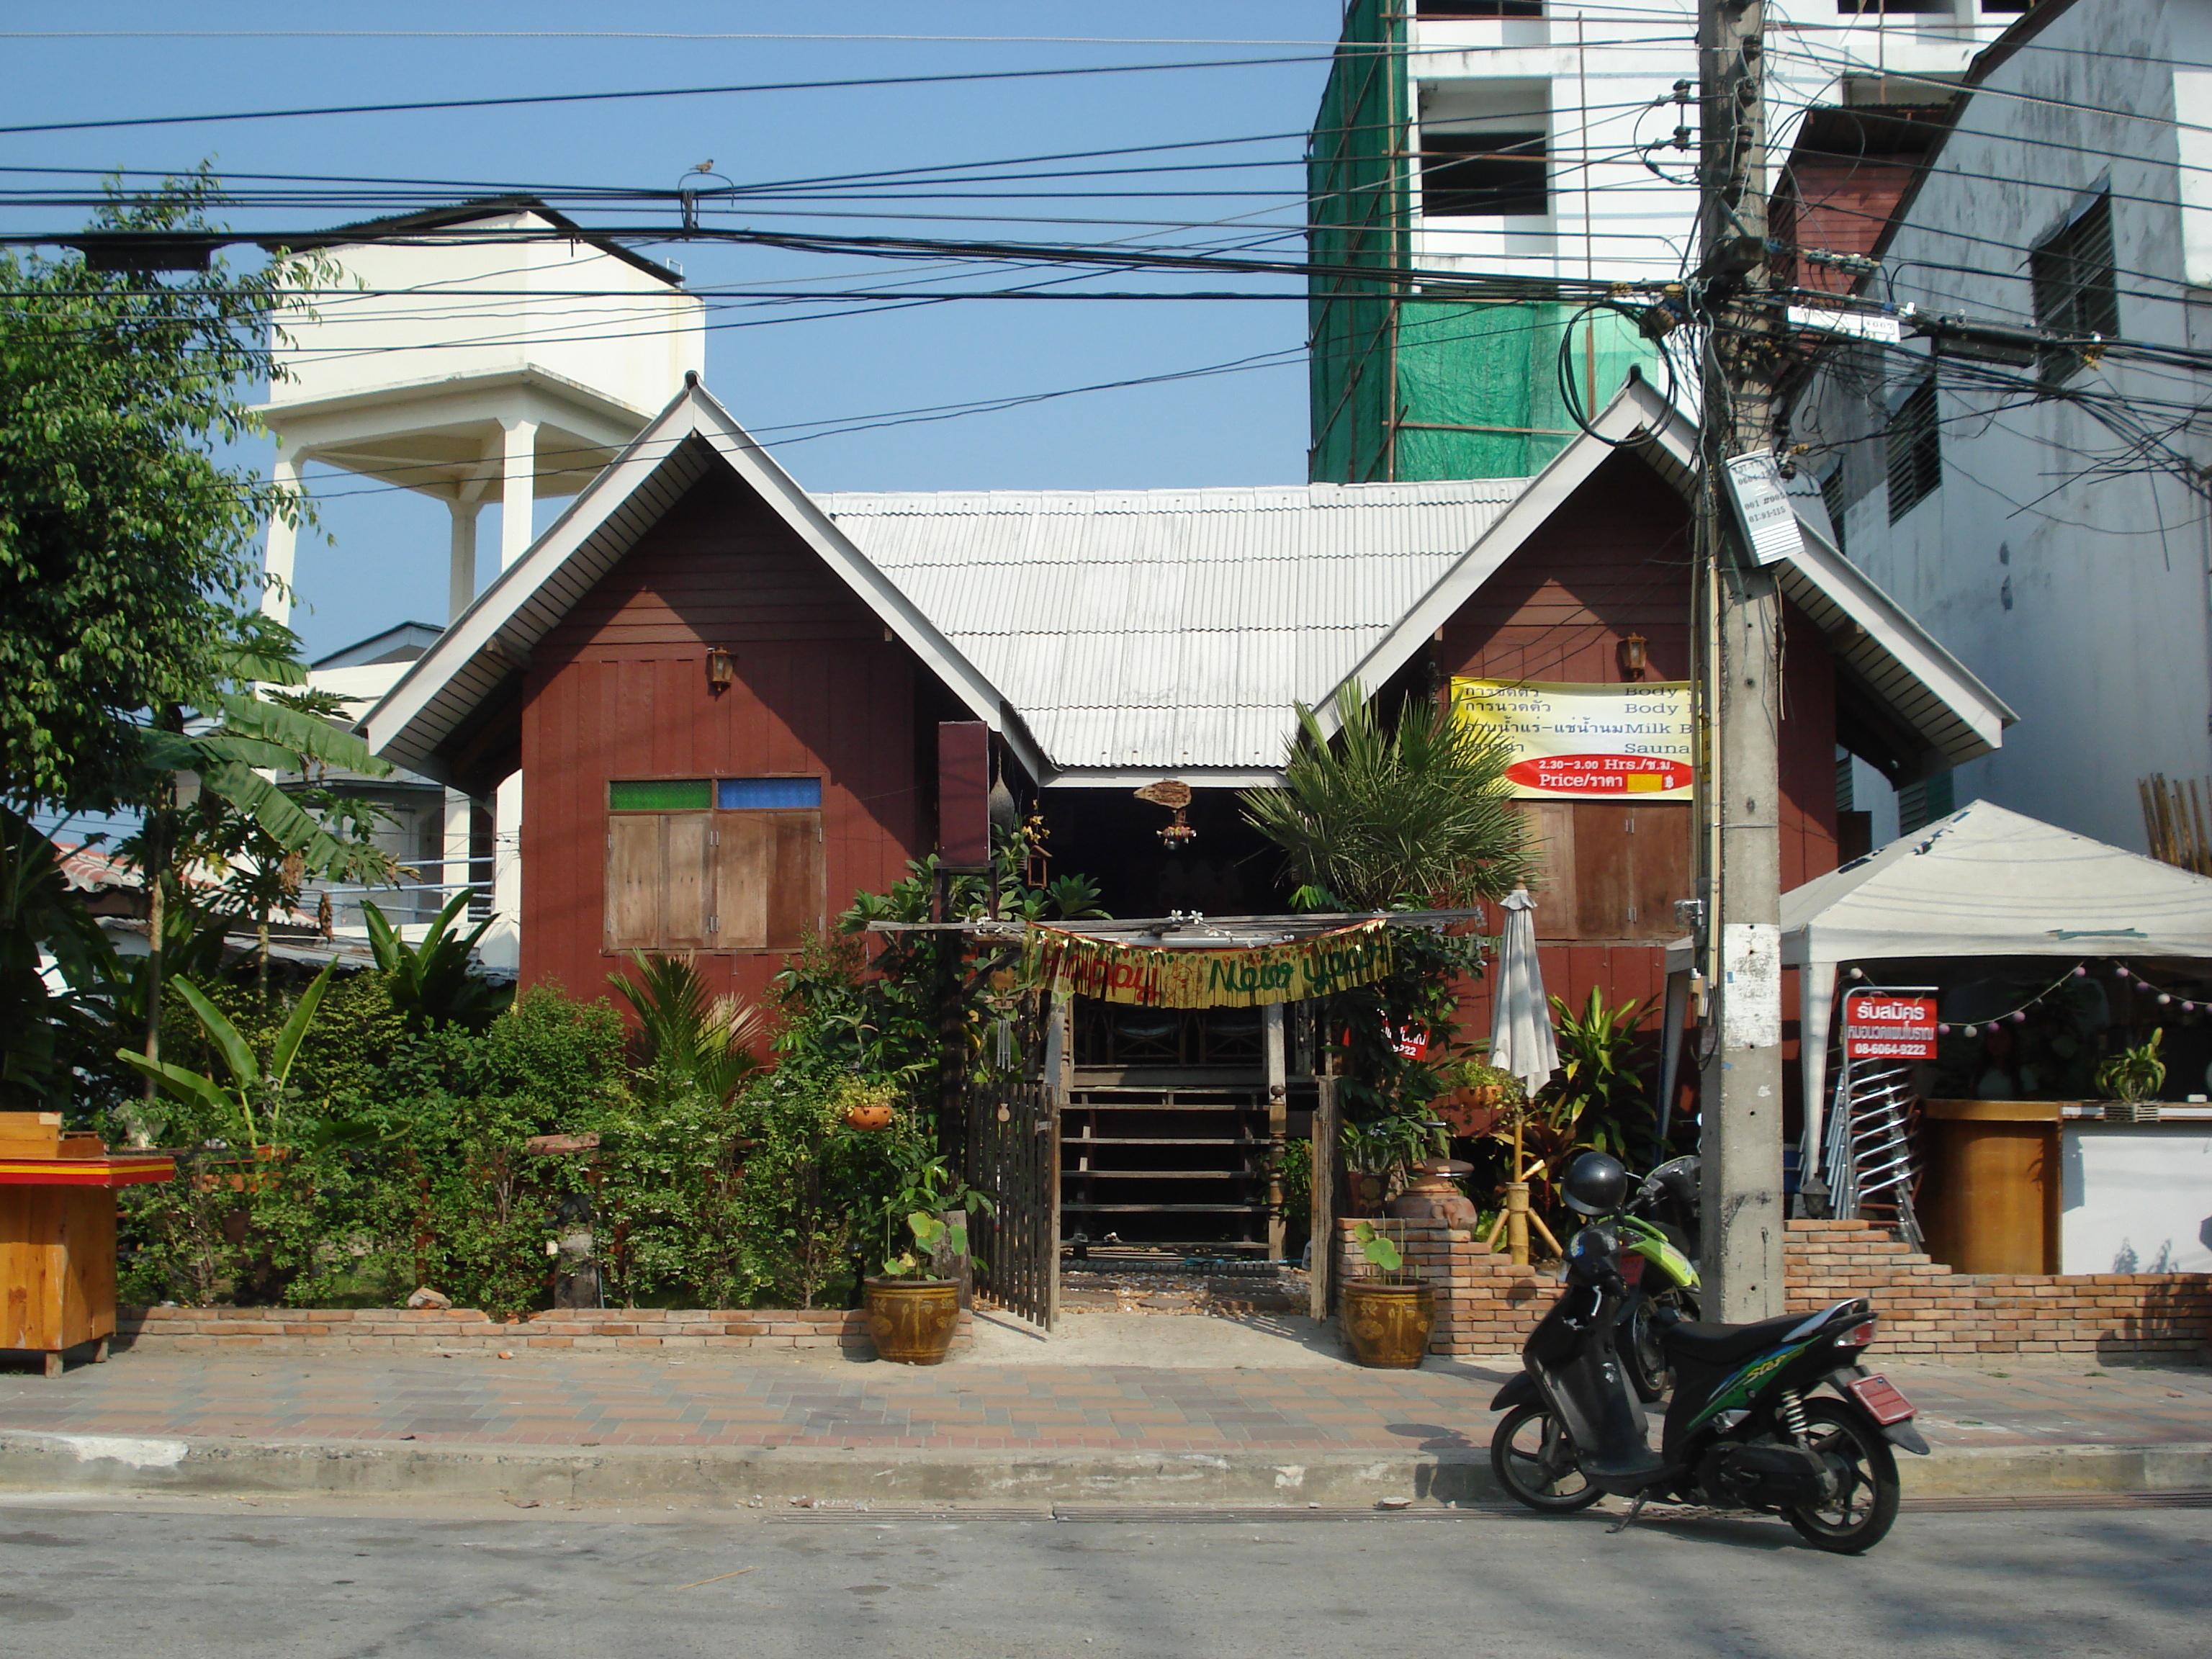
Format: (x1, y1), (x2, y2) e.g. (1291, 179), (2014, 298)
(1562, 1151), (1628, 1216)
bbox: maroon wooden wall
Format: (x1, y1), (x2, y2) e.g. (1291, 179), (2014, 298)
(519, 469), (929, 1009)
(1437, 451), (1842, 1108)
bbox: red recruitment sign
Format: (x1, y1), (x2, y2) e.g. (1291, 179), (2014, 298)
(1843, 994), (1938, 1060)
(1502, 754), (1694, 796)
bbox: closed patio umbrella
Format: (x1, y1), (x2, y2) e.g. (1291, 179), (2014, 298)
(1488, 887), (1558, 1096)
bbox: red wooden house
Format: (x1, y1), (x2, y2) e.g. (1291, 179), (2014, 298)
(364, 374), (2009, 1066)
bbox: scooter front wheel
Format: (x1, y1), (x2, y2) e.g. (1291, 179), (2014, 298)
(1783, 1398), (1902, 1554)
(1490, 1402), (1604, 1513)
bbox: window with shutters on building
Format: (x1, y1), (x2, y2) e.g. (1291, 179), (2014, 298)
(1885, 373), (1941, 523)
(2031, 192), (2119, 383)
(604, 777), (824, 952)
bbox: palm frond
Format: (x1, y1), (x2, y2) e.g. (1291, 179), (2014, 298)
(1241, 682), (1534, 909)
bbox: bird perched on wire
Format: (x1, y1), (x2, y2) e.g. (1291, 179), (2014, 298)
(693, 159), (715, 173)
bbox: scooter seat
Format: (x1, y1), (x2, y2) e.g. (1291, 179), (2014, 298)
(1663, 1311), (1811, 1366)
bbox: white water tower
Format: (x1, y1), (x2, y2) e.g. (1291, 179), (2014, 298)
(258, 197), (705, 965)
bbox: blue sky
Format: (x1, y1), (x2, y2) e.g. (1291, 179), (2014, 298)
(0, 2), (1348, 660)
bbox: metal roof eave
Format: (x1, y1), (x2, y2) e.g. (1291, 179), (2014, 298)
(1780, 506), (2015, 772)
(361, 379), (1041, 788)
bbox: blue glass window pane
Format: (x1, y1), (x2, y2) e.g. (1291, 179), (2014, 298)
(716, 777), (822, 809)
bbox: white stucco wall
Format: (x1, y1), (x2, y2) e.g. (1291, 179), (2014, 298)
(267, 209), (704, 419)
(1404, 4), (2010, 287)
(2061, 1125), (2212, 1273)
(1802, 1), (2212, 853)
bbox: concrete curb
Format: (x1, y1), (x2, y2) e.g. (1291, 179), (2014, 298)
(1, 1431), (2206, 1507)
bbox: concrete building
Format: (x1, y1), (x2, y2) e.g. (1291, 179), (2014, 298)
(1308, 0), (2018, 483)
(256, 199), (704, 962)
(1790, 0), (2212, 851)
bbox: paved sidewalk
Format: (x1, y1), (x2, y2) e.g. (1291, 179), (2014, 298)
(0, 1344), (2203, 1457)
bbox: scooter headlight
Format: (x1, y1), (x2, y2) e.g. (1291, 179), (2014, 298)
(1567, 1223), (1619, 1278)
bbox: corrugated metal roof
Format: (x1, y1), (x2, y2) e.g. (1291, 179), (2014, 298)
(819, 481), (1525, 775)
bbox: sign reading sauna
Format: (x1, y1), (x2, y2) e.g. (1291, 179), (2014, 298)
(1452, 677), (1695, 801)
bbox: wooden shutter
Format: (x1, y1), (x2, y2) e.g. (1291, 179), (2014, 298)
(663, 814), (713, 949)
(1568, 803), (1691, 941)
(766, 813), (824, 948)
(605, 815), (664, 950)
(711, 812), (775, 948)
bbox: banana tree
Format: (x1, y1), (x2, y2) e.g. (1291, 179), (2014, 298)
(124, 623), (396, 1090)
(119, 964), (333, 1153)
(364, 889), (513, 1034)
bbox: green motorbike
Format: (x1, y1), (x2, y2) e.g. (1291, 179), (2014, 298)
(1615, 1155), (1702, 1402)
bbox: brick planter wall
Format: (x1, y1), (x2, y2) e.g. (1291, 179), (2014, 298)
(1782, 1218), (2212, 1358)
(112, 1305), (974, 1357)
(1339, 1216), (2212, 1360)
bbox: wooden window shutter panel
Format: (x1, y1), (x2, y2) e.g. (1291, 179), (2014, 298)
(605, 815), (665, 950)
(712, 811), (774, 948)
(766, 812), (825, 948)
(662, 814), (713, 950)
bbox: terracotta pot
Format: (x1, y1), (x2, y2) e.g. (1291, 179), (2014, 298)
(844, 1102), (896, 1131)
(1386, 1158), (1480, 1227)
(1340, 1277), (1435, 1368)
(864, 1277), (961, 1364)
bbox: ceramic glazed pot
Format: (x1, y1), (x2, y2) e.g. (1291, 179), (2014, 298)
(1341, 1277), (1435, 1367)
(843, 1102), (896, 1131)
(864, 1277), (961, 1364)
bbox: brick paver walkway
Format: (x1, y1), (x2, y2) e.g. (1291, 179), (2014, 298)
(0, 1351), (2203, 1455)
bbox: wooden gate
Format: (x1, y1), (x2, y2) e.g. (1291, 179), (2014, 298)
(965, 1074), (1061, 1328)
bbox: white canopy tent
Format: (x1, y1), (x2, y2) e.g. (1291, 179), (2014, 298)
(1660, 800), (2212, 1190)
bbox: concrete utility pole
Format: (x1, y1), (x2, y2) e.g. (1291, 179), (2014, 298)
(1696, 0), (1786, 1323)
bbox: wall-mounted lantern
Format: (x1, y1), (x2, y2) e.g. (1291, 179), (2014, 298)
(1617, 632), (1648, 682)
(706, 647), (735, 694)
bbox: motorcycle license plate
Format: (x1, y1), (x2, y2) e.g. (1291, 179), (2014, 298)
(1845, 1373), (1916, 1426)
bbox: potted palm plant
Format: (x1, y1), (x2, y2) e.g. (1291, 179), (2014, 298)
(2096, 1029), (2166, 1123)
(1339, 1219), (1434, 1367)
(865, 1210), (966, 1364)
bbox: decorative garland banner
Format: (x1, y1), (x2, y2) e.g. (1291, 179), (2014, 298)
(1033, 920), (1393, 1008)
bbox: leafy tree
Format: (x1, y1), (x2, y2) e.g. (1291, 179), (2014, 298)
(0, 170), (336, 814)
(0, 804), (114, 1109)
(1239, 681), (1533, 910)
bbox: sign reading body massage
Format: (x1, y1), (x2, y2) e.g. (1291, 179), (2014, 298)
(1452, 678), (1695, 801)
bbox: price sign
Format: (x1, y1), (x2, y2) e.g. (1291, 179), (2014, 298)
(1843, 994), (1938, 1060)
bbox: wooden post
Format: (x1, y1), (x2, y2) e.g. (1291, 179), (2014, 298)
(1309, 1074), (1341, 1320)
(1045, 993), (1070, 1328)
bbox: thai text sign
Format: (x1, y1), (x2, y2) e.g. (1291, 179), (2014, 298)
(1844, 994), (1939, 1060)
(1035, 920), (1393, 1008)
(1452, 678), (1695, 800)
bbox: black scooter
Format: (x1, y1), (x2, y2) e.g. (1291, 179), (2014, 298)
(1488, 1155), (1930, 1554)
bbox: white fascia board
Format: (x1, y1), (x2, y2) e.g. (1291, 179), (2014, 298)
(1315, 377), (1696, 734)
(1776, 532), (2016, 757)
(1043, 766), (1288, 791)
(363, 382), (1039, 783)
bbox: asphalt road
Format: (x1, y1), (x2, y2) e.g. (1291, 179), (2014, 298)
(1, 1496), (2205, 1658)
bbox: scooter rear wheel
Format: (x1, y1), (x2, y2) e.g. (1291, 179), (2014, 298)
(1783, 1398), (1901, 1554)
(1490, 1402), (1604, 1513)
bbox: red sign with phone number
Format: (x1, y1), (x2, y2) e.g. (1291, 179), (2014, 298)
(1844, 994), (1938, 1059)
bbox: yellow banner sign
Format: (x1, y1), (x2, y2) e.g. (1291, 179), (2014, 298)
(1452, 676), (1695, 801)
(1034, 920), (1393, 1008)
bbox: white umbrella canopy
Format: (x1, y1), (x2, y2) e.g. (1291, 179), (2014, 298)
(1488, 887), (1559, 1095)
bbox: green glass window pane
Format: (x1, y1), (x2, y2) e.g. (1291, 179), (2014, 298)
(608, 778), (709, 811)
